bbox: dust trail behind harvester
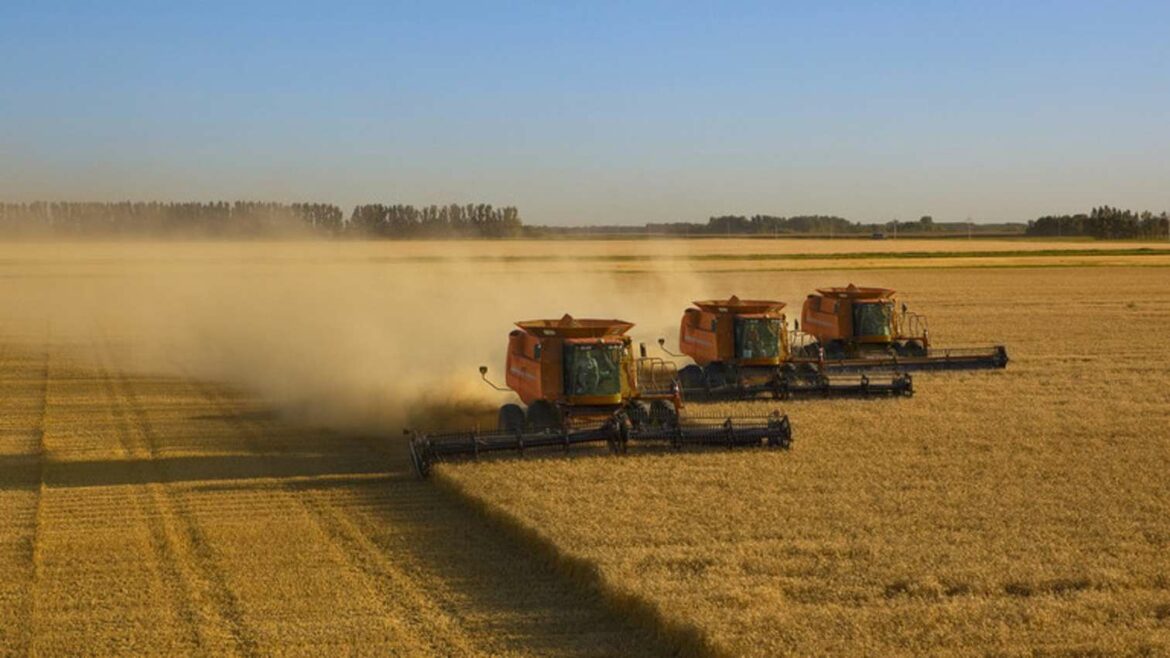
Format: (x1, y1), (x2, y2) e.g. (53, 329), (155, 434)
(0, 240), (796, 435)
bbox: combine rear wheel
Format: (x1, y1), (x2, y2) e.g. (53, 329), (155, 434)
(498, 404), (526, 432)
(527, 400), (561, 432)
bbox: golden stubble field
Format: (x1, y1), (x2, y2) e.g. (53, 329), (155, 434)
(441, 266), (1170, 656)
(0, 239), (1167, 655)
(0, 341), (662, 655)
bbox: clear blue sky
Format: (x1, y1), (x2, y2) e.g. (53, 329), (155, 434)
(2, 1), (1167, 224)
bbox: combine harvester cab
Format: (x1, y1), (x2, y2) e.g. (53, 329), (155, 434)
(797, 284), (1009, 372)
(407, 314), (792, 478)
(664, 296), (913, 400)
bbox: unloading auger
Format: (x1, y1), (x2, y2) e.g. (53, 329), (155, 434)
(407, 314), (792, 478)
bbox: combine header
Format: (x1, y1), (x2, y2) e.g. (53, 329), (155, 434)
(408, 314), (791, 477)
(798, 284), (1009, 371)
(663, 296), (913, 400)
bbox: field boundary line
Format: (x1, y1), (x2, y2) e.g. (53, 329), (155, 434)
(432, 469), (723, 658)
(361, 246), (1170, 264)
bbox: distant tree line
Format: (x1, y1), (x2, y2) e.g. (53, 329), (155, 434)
(703, 214), (859, 235)
(6, 201), (1164, 240)
(1026, 206), (1170, 239)
(634, 214), (1022, 237)
(0, 201), (522, 238)
(348, 203), (521, 238)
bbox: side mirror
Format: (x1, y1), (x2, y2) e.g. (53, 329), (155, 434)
(657, 338), (665, 346)
(639, 343), (647, 358)
(479, 366), (509, 392)
(794, 319), (799, 331)
(901, 303), (908, 314)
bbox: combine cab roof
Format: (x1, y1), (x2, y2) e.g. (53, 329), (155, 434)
(691, 295), (786, 315)
(814, 284), (895, 300)
(515, 314), (634, 338)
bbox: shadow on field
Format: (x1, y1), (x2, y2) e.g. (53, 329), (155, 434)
(193, 436), (667, 655)
(0, 453), (392, 490)
(188, 435), (666, 656)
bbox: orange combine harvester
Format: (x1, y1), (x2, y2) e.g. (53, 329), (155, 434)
(798, 285), (1009, 371)
(663, 296), (913, 399)
(408, 314), (792, 477)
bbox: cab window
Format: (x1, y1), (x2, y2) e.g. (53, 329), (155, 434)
(853, 302), (893, 337)
(734, 317), (781, 359)
(564, 343), (622, 396)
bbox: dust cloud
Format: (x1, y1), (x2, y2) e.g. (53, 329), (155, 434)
(0, 241), (752, 434)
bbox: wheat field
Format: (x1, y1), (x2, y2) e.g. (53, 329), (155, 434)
(0, 339), (666, 655)
(440, 266), (1170, 656)
(0, 240), (1167, 655)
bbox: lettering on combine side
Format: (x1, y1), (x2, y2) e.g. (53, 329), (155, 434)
(509, 366), (538, 381)
(803, 316), (836, 329)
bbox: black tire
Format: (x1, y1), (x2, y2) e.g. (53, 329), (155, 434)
(498, 404), (526, 432)
(526, 399), (561, 432)
(649, 400), (678, 428)
(678, 364), (704, 391)
(797, 362), (820, 380)
(626, 402), (651, 430)
(704, 362), (729, 390)
(903, 340), (926, 357)
(800, 343), (821, 359)
(824, 340), (847, 359)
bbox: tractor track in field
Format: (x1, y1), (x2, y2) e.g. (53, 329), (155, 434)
(94, 345), (258, 656)
(24, 349), (50, 656)
(184, 376), (477, 655)
(0, 344), (49, 655)
(181, 373), (666, 656)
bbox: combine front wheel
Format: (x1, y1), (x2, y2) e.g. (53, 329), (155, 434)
(527, 400), (561, 432)
(649, 400), (678, 428)
(824, 340), (848, 359)
(626, 402), (651, 430)
(678, 365), (704, 390)
(704, 362), (729, 390)
(498, 404), (526, 432)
